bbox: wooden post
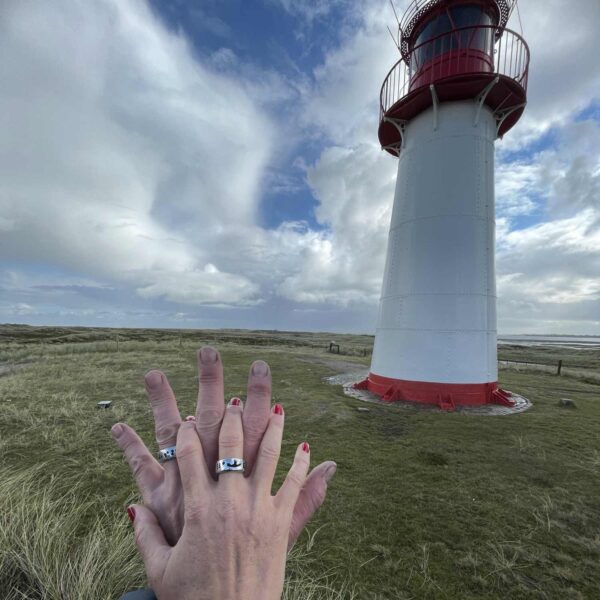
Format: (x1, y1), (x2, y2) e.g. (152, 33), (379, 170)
(179, 335), (182, 348)
(116, 334), (119, 352)
(557, 359), (562, 376)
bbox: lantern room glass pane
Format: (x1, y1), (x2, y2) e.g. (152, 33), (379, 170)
(413, 13), (453, 69)
(450, 5), (493, 51)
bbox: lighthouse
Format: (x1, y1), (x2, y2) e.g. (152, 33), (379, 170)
(356, 0), (529, 409)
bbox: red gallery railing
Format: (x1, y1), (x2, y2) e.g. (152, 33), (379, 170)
(380, 25), (529, 121)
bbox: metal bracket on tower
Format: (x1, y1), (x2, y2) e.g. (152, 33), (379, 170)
(382, 116), (408, 153)
(494, 102), (527, 138)
(474, 76), (499, 126)
(430, 84), (439, 130)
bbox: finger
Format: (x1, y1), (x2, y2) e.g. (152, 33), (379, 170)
(242, 360), (272, 477)
(129, 504), (171, 578)
(176, 420), (212, 507)
(195, 347), (225, 480)
(218, 398), (244, 487)
(145, 370), (182, 450)
(251, 403), (284, 495)
(275, 441), (310, 512)
(287, 461), (337, 552)
(111, 423), (163, 498)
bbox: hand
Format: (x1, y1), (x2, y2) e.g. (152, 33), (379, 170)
(129, 397), (308, 600)
(111, 347), (336, 547)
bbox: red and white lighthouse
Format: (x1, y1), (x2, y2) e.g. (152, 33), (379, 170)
(356, 0), (529, 410)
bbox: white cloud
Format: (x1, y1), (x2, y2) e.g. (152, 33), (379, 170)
(504, 0), (600, 148)
(136, 264), (261, 306)
(269, 0), (348, 22)
(278, 143), (396, 305)
(0, 0), (273, 308)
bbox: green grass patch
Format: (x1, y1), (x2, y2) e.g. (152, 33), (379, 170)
(1, 326), (599, 598)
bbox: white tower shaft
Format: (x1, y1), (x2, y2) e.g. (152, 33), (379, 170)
(371, 100), (498, 388)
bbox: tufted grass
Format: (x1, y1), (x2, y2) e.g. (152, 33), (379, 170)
(0, 324), (599, 598)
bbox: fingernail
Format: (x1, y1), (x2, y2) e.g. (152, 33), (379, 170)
(274, 403), (283, 415)
(200, 347), (218, 364)
(127, 506), (136, 523)
(230, 397), (241, 406)
(251, 361), (269, 376)
(145, 371), (162, 389)
(111, 424), (123, 439)
(184, 415), (196, 422)
(324, 463), (337, 482)
(302, 441), (310, 453)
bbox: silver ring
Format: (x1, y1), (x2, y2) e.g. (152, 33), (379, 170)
(216, 458), (245, 475)
(158, 446), (177, 462)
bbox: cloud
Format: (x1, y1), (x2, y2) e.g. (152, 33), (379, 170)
(0, 0), (273, 307)
(136, 264), (261, 306)
(301, 2), (399, 144)
(278, 143), (396, 304)
(269, 0), (348, 22)
(501, 0), (600, 148)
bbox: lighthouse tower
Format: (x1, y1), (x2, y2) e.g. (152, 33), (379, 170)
(356, 0), (529, 409)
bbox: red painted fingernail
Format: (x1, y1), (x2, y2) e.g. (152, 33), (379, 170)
(274, 403), (283, 415)
(231, 397), (241, 406)
(127, 506), (136, 523)
(302, 441), (310, 453)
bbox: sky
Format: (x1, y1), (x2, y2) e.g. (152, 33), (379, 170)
(0, 0), (599, 335)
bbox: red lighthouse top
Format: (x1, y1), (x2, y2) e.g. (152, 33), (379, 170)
(379, 0), (529, 156)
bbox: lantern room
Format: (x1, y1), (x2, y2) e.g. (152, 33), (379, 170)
(379, 0), (529, 156)
(408, 2), (497, 90)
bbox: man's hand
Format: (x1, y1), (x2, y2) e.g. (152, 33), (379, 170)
(111, 347), (337, 548)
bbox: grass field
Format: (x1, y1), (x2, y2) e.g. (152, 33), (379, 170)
(1, 324), (599, 599)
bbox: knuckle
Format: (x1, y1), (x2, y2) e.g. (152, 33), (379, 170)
(259, 444), (280, 461)
(186, 500), (209, 524)
(120, 434), (139, 453)
(286, 469), (306, 490)
(174, 440), (199, 462)
(131, 453), (154, 480)
(216, 497), (236, 520)
(195, 408), (223, 432)
(305, 483), (327, 510)
(155, 422), (179, 445)
(146, 388), (171, 407)
(134, 526), (148, 550)
(243, 414), (268, 440)
(219, 434), (242, 449)
(247, 380), (271, 397)
(199, 370), (221, 385)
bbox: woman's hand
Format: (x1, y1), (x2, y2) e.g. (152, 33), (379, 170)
(111, 348), (336, 546)
(129, 397), (309, 600)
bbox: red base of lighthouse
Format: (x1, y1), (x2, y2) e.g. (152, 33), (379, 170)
(353, 373), (515, 411)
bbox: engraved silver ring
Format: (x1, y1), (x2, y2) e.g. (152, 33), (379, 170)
(216, 458), (245, 475)
(158, 446), (177, 462)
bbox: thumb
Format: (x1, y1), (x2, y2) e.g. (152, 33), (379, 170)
(287, 461), (337, 552)
(129, 504), (171, 579)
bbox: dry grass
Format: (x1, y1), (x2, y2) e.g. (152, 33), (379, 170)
(0, 464), (354, 600)
(1, 325), (600, 598)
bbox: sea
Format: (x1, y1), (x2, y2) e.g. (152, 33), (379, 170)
(498, 335), (600, 349)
